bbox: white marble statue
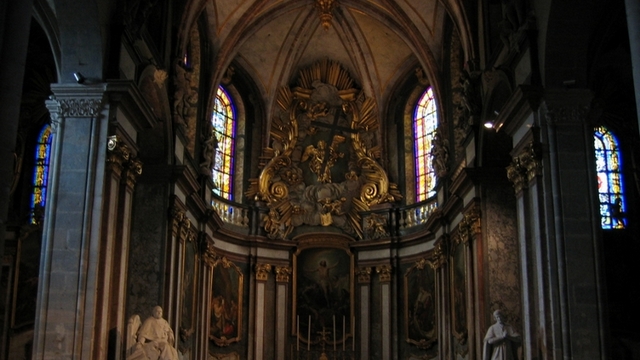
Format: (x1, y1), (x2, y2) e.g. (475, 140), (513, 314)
(127, 306), (179, 360)
(482, 309), (521, 360)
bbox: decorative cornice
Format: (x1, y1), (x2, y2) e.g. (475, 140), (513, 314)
(356, 267), (372, 284)
(275, 266), (291, 283)
(255, 263), (272, 281)
(376, 264), (392, 283)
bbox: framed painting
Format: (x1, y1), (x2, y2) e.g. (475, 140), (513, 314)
(450, 239), (468, 343)
(293, 240), (354, 347)
(404, 258), (437, 349)
(209, 257), (243, 347)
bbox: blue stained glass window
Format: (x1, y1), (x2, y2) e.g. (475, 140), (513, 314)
(414, 87), (438, 202)
(31, 125), (53, 224)
(594, 126), (625, 229)
(211, 86), (236, 200)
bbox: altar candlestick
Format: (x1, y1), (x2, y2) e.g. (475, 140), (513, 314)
(297, 315), (300, 351)
(333, 315), (336, 350)
(352, 316), (355, 351)
(343, 316), (346, 351)
(308, 315), (311, 351)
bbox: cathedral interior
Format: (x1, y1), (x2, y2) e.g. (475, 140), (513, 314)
(1, 0), (640, 359)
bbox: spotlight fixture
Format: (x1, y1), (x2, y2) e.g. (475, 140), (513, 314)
(73, 72), (86, 84)
(484, 121), (494, 129)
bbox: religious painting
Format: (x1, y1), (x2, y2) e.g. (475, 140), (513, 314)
(404, 258), (437, 349)
(451, 239), (468, 343)
(179, 235), (198, 355)
(293, 241), (354, 347)
(209, 257), (243, 347)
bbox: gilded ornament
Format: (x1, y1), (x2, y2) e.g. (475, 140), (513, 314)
(255, 263), (272, 281)
(376, 264), (393, 282)
(275, 266), (292, 283)
(356, 267), (372, 283)
(247, 60), (401, 240)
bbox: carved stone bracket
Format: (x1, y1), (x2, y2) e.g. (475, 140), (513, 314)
(507, 140), (542, 193)
(356, 267), (372, 284)
(432, 237), (449, 269)
(376, 264), (393, 283)
(255, 263), (272, 281)
(202, 239), (217, 267)
(107, 135), (143, 188)
(275, 266), (292, 283)
(457, 205), (481, 245)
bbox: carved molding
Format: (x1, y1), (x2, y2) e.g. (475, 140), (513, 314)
(170, 208), (186, 238)
(432, 237), (448, 269)
(507, 141), (542, 193)
(56, 97), (103, 117)
(275, 266), (291, 283)
(356, 267), (372, 284)
(315, 0), (338, 29)
(376, 264), (393, 283)
(255, 263), (272, 281)
(107, 135), (143, 188)
(202, 240), (217, 267)
(457, 204), (481, 245)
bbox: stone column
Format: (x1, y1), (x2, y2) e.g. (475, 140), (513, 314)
(376, 264), (392, 360)
(33, 85), (109, 359)
(356, 267), (371, 360)
(254, 263), (272, 360)
(275, 266), (291, 360)
(542, 89), (604, 359)
(201, 238), (217, 360)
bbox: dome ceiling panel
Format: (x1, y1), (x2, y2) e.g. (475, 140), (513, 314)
(346, 8), (413, 96)
(237, 7), (309, 96)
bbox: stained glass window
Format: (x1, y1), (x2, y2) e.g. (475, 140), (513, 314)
(31, 125), (53, 224)
(414, 87), (438, 202)
(594, 126), (625, 229)
(211, 86), (236, 200)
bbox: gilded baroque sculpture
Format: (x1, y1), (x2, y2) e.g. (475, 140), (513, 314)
(246, 60), (401, 240)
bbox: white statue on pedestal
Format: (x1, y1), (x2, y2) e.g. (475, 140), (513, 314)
(483, 309), (521, 360)
(126, 306), (179, 360)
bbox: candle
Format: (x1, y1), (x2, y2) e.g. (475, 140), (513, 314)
(297, 315), (300, 351)
(333, 315), (336, 350)
(308, 315), (311, 351)
(352, 316), (355, 351)
(343, 316), (346, 351)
